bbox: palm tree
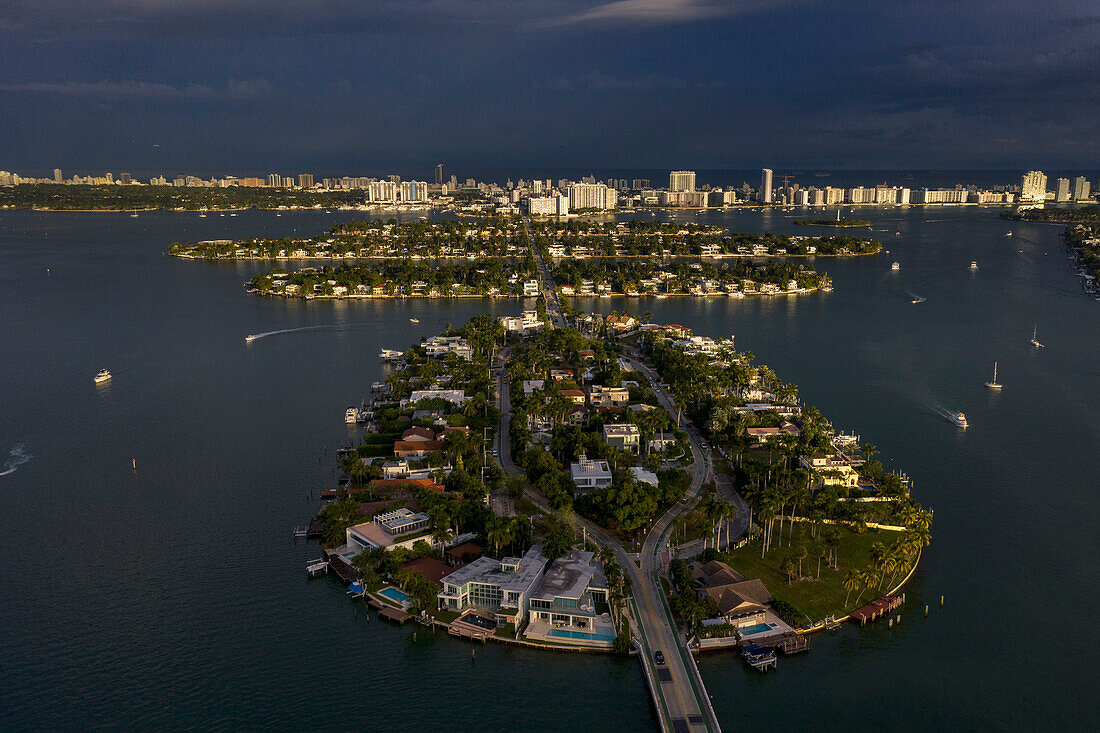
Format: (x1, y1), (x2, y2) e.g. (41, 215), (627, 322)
(781, 557), (796, 585)
(843, 570), (861, 607)
(487, 520), (512, 558)
(813, 542), (827, 579)
(795, 545), (808, 579)
(853, 570), (876, 604)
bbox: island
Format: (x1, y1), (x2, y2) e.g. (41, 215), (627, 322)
(793, 217), (871, 227)
(169, 216), (882, 261)
(1063, 223), (1100, 298)
(1000, 206), (1100, 224)
(299, 305), (929, 683)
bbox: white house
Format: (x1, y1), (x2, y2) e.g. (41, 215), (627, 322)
(570, 455), (612, 494)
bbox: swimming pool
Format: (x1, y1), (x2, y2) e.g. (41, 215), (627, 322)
(739, 622), (776, 636)
(378, 587), (410, 605)
(548, 628), (616, 642)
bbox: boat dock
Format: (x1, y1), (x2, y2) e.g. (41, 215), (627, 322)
(850, 594), (904, 625)
(306, 559), (328, 578)
(378, 607), (413, 624)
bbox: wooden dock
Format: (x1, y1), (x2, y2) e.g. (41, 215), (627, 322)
(378, 607), (413, 624)
(850, 595), (903, 625)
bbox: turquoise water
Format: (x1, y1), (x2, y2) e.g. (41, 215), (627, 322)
(548, 629), (617, 642)
(737, 623), (775, 636)
(379, 587), (410, 605)
(0, 206), (1096, 730)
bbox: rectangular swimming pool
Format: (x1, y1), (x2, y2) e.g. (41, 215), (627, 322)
(548, 628), (616, 642)
(378, 587), (410, 605)
(739, 622), (776, 636)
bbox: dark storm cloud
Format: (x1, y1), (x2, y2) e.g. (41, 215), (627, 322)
(0, 1), (1096, 172)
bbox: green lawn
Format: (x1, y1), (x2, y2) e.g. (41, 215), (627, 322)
(720, 523), (912, 624)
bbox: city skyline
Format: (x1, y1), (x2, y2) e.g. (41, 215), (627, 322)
(0, 2), (1096, 172)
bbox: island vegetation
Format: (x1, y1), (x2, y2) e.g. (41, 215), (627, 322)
(1064, 223), (1100, 284)
(634, 327), (930, 627)
(0, 183), (368, 211)
(248, 258), (538, 298)
(1000, 206), (1100, 224)
(552, 258), (830, 296)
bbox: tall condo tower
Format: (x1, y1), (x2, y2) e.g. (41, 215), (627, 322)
(669, 171), (696, 192)
(760, 168), (774, 203)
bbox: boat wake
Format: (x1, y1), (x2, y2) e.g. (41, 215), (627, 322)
(928, 402), (965, 425)
(908, 291), (927, 304)
(0, 443), (31, 476)
(245, 325), (343, 343)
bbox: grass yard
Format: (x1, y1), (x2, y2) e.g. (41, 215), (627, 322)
(720, 523), (914, 624)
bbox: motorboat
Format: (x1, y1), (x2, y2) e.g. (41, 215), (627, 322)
(984, 362), (1002, 390)
(1030, 326), (1044, 348)
(245, 334), (258, 343)
(409, 318), (419, 323)
(94, 369), (112, 384)
(345, 407), (359, 424)
(949, 411), (969, 428)
(1005, 231), (1013, 237)
(911, 295), (926, 304)
(891, 261), (900, 271)
(379, 349), (404, 360)
(970, 261), (978, 270)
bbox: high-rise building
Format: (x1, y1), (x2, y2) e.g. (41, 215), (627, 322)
(298, 173), (314, 188)
(120, 172), (131, 185)
(53, 168), (62, 183)
(632, 179), (650, 190)
(267, 173), (282, 187)
(1020, 171), (1047, 202)
(1073, 176), (1091, 201)
(1055, 178), (1071, 202)
(669, 171), (695, 192)
(567, 183), (617, 211)
(760, 169), (773, 203)
(435, 164), (444, 185)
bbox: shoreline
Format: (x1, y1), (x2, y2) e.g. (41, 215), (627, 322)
(249, 287), (830, 301)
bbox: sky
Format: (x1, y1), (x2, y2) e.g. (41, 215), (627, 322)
(0, 1), (1097, 177)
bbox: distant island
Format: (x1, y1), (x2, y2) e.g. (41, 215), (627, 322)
(169, 217), (882, 261)
(0, 183), (369, 211)
(794, 218), (871, 227)
(1000, 207), (1100, 224)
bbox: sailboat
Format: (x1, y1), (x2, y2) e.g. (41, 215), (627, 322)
(984, 362), (1003, 390)
(1030, 326), (1044, 348)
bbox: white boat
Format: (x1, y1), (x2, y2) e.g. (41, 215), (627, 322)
(409, 318), (419, 323)
(245, 334), (258, 343)
(970, 261), (978, 270)
(379, 349), (403, 360)
(949, 411), (969, 428)
(94, 369), (112, 384)
(129, 212), (139, 218)
(911, 295), (926, 304)
(1030, 325), (1044, 348)
(1005, 231), (1013, 237)
(198, 212), (207, 218)
(984, 362), (1002, 390)
(891, 262), (900, 271)
(345, 407), (359, 424)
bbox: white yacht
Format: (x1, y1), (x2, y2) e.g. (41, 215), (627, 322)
(245, 334), (258, 343)
(891, 261), (900, 271)
(409, 318), (419, 323)
(379, 349), (403, 360)
(970, 261), (978, 270)
(1030, 326), (1044, 348)
(949, 411), (969, 428)
(94, 369), (112, 384)
(345, 407), (359, 424)
(984, 362), (1003, 390)
(1005, 231), (1013, 237)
